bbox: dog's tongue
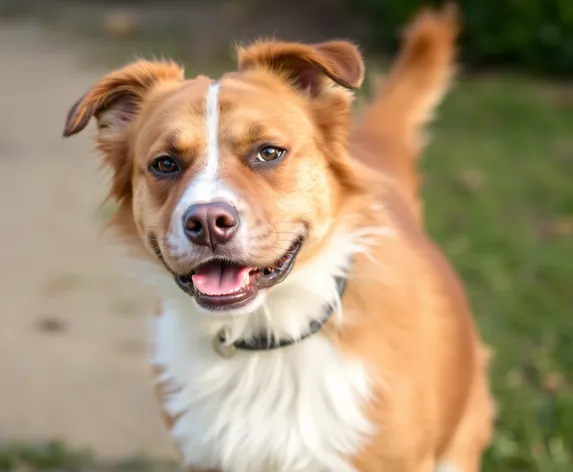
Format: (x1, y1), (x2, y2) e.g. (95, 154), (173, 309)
(191, 261), (252, 295)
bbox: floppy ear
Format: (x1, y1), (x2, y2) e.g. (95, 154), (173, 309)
(236, 40), (365, 95)
(63, 59), (184, 137)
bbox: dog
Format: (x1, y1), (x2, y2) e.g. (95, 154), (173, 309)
(63, 4), (494, 471)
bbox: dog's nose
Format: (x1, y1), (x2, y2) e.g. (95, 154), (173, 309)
(182, 202), (239, 248)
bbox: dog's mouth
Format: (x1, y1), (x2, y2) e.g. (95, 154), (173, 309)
(174, 237), (304, 311)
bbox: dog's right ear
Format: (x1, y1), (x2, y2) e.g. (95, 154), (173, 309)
(63, 60), (184, 137)
(236, 40), (364, 97)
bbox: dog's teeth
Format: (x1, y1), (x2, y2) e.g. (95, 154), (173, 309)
(243, 272), (250, 286)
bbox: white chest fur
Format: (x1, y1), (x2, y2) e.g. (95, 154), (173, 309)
(152, 300), (373, 472)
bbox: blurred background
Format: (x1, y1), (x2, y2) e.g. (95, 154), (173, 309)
(0, 0), (571, 471)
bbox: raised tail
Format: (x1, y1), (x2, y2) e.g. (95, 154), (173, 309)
(354, 3), (460, 199)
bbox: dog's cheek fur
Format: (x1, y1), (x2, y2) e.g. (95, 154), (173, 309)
(97, 130), (133, 207)
(304, 92), (366, 242)
(311, 91), (363, 195)
(102, 132), (166, 252)
(255, 130), (348, 256)
(132, 180), (155, 239)
(282, 151), (336, 236)
(97, 129), (139, 242)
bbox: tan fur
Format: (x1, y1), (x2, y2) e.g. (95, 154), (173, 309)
(64, 4), (494, 471)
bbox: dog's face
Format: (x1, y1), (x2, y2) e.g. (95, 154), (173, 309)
(64, 41), (365, 316)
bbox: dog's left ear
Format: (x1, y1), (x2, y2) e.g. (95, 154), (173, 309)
(62, 60), (184, 137)
(236, 40), (364, 95)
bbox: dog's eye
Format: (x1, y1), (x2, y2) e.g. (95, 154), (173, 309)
(150, 155), (180, 176)
(256, 146), (286, 163)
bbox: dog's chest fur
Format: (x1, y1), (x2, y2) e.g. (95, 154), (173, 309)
(152, 299), (372, 472)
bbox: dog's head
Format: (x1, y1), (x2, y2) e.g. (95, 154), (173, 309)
(63, 40), (365, 317)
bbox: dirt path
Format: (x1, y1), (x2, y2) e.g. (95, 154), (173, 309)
(0, 20), (175, 460)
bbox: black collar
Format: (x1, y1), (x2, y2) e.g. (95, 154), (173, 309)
(224, 274), (349, 352)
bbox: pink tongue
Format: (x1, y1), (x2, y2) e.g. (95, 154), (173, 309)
(191, 261), (252, 295)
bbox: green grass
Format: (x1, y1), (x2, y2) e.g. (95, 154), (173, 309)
(0, 441), (178, 471)
(422, 75), (573, 471)
(0, 441), (94, 471)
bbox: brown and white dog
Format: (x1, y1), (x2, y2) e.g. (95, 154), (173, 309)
(63, 4), (495, 472)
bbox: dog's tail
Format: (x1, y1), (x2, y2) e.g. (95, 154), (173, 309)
(354, 3), (459, 198)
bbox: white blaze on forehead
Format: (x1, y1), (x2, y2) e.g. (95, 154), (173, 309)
(203, 82), (221, 181)
(175, 81), (229, 209)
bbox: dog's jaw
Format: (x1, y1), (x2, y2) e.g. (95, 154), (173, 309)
(142, 226), (376, 472)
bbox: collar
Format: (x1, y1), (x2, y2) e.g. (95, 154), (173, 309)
(213, 274), (349, 358)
